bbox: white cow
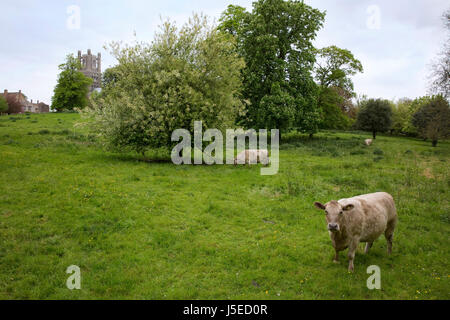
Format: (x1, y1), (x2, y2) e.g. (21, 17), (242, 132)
(234, 149), (269, 165)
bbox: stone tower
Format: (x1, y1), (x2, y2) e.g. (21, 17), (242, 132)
(78, 49), (101, 91)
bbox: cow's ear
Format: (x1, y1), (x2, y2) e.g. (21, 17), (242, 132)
(314, 202), (326, 210)
(343, 204), (354, 211)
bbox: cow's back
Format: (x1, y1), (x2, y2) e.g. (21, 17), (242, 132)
(339, 192), (397, 242)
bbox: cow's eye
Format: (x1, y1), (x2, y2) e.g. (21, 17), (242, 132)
(339, 211), (343, 215)
(325, 210), (328, 215)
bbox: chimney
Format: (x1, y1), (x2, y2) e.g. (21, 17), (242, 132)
(19, 90), (21, 94)
(37, 100), (39, 104)
(31, 99), (33, 103)
(3, 89), (7, 96)
(87, 49), (91, 55)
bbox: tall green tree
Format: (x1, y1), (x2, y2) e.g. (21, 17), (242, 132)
(318, 87), (353, 129)
(0, 95), (8, 114)
(355, 99), (392, 139)
(51, 54), (92, 112)
(391, 98), (412, 135)
(315, 46), (363, 92)
(219, 0), (325, 135)
(314, 46), (363, 129)
(412, 95), (450, 147)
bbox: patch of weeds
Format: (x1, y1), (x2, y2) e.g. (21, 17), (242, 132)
(31, 120), (38, 123)
(4, 139), (16, 145)
(27, 132), (33, 135)
(373, 156), (384, 162)
(57, 129), (70, 135)
(38, 129), (50, 135)
(350, 149), (366, 155)
(280, 143), (295, 150)
(373, 148), (384, 155)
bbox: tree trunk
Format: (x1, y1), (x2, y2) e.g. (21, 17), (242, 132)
(432, 140), (438, 147)
(373, 131), (376, 139)
(309, 133), (314, 139)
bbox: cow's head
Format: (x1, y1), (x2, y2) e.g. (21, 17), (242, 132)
(314, 200), (354, 232)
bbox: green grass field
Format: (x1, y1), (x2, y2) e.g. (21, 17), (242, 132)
(0, 112), (449, 299)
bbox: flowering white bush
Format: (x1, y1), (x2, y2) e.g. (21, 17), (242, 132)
(85, 14), (245, 156)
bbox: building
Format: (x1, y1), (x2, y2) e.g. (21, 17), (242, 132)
(1, 89), (49, 114)
(78, 49), (101, 92)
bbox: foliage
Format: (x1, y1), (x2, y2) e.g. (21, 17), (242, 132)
(318, 87), (353, 130)
(102, 66), (120, 91)
(355, 98), (392, 139)
(314, 46), (362, 130)
(219, 0), (326, 134)
(51, 54), (93, 112)
(0, 95), (8, 113)
(257, 83), (296, 133)
(315, 45), (363, 94)
(391, 98), (412, 134)
(412, 95), (450, 147)
(85, 15), (245, 154)
(4, 95), (24, 114)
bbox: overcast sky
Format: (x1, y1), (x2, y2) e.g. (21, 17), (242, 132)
(0, 0), (448, 104)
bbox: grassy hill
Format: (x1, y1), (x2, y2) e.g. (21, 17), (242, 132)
(0, 112), (449, 299)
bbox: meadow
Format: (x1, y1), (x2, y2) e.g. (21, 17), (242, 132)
(0, 112), (448, 299)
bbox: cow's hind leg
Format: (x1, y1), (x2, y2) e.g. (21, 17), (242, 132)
(365, 242), (373, 254)
(385, 218), (397, 255)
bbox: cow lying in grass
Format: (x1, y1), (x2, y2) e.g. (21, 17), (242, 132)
(365, 139), (373, 146)
(234, 149), (269, 165)
(314, 192), (398, 272)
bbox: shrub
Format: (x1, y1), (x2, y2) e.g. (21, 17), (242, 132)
(84, 15), (245, 155)
(412, 95), (450, 147)
(355, 99), (392, 139)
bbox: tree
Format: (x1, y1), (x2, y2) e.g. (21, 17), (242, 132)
(355, 99), (392, 139)
(0, 95), (8, 114)
(412, 95), (450, 147)
(314, 46), (363, 129)
(51, 54), (93, 111)
(315, 45), (363, 93)
(391, 98), (412, 135)
(219, 0), (325, 136)
(102, 66), (120, 90)
(428, 10), (449, 99)
(401, 96), (433, 136)
(318, 87), (353, 129)
(257, 83), (296, 136)
(84, 15), (245, 155)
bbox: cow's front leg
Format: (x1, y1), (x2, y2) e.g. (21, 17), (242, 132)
(347, 239), (359, 272)
(333, 250), (340, 264)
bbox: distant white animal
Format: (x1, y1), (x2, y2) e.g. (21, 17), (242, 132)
(234, 149), (269, 165)
(365, 139), (373, 146)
